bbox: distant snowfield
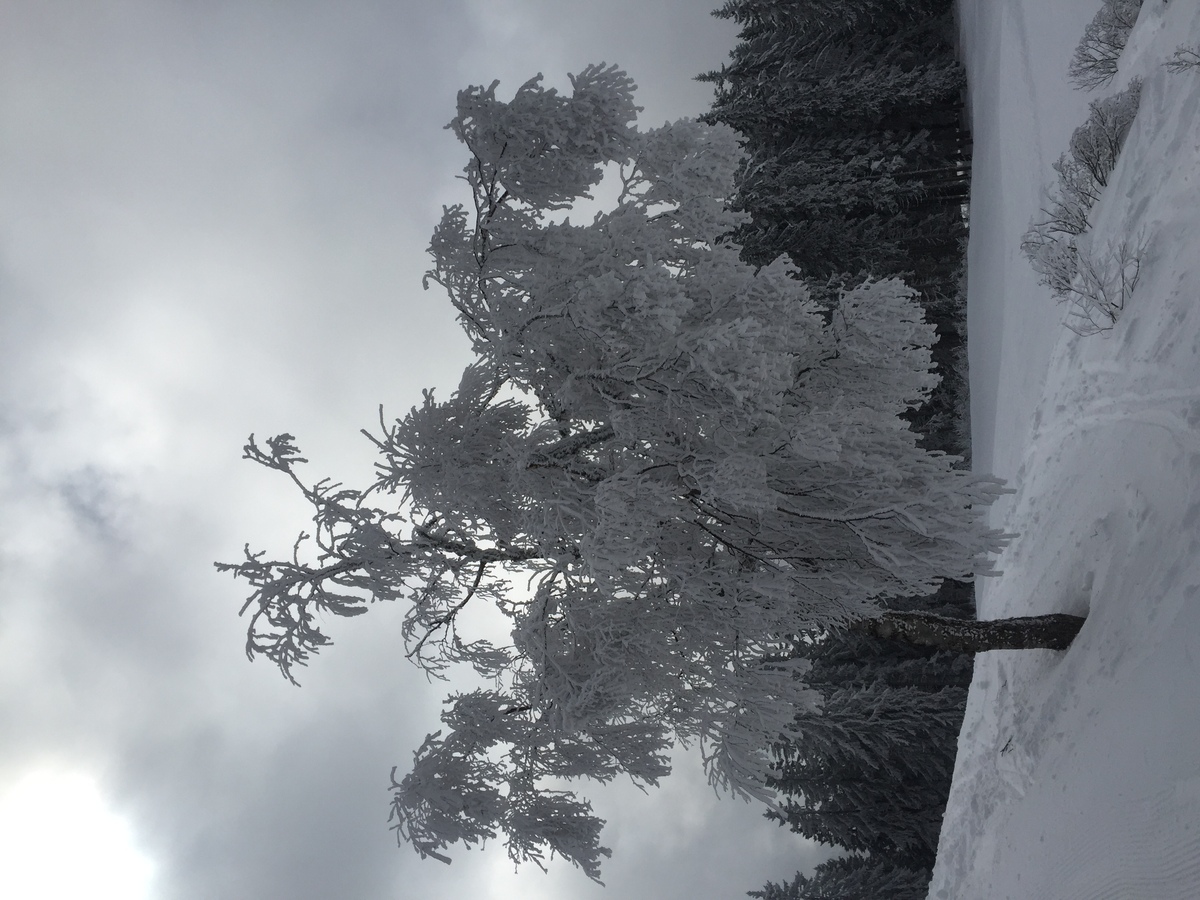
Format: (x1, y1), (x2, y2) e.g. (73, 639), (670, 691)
(931, 0), (1200, 897)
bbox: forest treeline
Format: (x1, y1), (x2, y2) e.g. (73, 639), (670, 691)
(700, 0), (972, 457)
(699, 1), (975, 896)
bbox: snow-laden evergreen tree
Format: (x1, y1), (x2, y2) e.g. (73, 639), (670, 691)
(770, 703), (952, 863)
(220, 64), (1079, 881)
(770, 684), (962, 862)
(700, 0), (968, 292)
(749, 855), (929, 900)
(726, 132), (965, 279)
(764, 585), (972, 871)
(701, 0), (976, 507)
(712, 0), (949, 57)
(706, 42), (964, 139)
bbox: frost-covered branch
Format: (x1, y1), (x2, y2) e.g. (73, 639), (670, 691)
(1068, 0), (1144, 91)
(221, 64), (1032, 881)
(1023, 80), (1143, 331)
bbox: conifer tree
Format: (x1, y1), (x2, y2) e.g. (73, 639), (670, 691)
(750, 855), (930, 900)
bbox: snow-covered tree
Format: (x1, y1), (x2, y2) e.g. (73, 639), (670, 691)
(750, 855), (930, 900)
(220, 65), (1081, 881)
(765, 587), (972, 869)
(770, 681), (964, 863)
(723, 132), (965, 279)
(769, 683), (958, 863)
(1023, 79), (1143, 333)
(1069, 0), (1145, 91)
(699, 0), (971, 341)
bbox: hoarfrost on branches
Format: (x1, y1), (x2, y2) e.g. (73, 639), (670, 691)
(219, 64), (1006, 880)
(1022, 80), (1143, 332)
(1068, 0), (1144, 91)
(1166, 45), (1200, 72)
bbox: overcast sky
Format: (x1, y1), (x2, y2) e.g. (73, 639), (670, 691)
(0, 3), (830, 898)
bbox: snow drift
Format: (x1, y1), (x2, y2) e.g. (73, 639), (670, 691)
(931, 0), (1200, 896)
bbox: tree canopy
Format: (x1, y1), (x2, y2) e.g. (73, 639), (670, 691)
(218, 64), (1008, 881)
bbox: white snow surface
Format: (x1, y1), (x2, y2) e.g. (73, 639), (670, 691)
(931, 1), (1200, 897)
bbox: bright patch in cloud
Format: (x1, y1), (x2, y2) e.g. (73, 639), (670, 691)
(0, 771), (154, 900)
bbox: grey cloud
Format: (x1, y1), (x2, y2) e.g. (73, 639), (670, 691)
(56, 466), (128, 541)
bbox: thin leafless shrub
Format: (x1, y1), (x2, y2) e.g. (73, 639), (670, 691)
(1064, 236), (1145, 335)
(1069, 0), (1144, 90)
(1022, 80), (1143, 332)
(1166, 46), (1200, 72)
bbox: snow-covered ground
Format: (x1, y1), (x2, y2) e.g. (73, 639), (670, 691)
(930, 0), (1200, 896)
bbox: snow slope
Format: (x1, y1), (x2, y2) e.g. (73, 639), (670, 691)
(931, 1), (1200, 897)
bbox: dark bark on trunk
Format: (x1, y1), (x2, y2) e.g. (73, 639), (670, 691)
(852, 610), (1085, 653)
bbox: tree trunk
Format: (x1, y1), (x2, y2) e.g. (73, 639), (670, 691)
(852, 610), (1085, 653)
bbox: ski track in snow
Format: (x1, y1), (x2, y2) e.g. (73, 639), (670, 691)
(931, 1), (1200, 897)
